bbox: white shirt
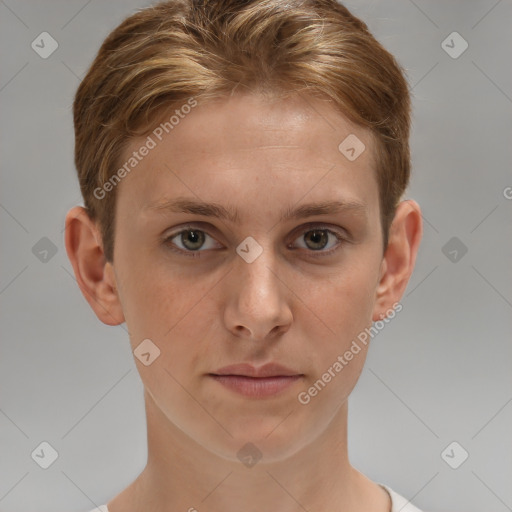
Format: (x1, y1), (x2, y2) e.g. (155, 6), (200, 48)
(381, 484), (423, 511)
(86, 484), (423, 511)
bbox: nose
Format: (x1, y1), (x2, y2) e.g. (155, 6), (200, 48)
(223, 240), (293, 341)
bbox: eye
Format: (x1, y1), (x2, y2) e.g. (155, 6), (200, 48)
(290, 226), (346, 257)
(164, 227), (221, 258)
(163, 224), (347, 259)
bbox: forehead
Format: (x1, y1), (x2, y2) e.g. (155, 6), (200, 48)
(152, 92), (374, 162)
(115, 92), (379, 222)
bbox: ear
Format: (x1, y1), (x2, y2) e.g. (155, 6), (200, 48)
(64, 206), (125, 326)
(372, 199), (423, 321)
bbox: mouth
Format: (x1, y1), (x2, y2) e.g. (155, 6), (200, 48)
(208, 363), (304, 398)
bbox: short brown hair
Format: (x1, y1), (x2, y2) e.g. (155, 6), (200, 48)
(73, 0), (411, 262)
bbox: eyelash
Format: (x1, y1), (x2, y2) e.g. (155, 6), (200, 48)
(162, 223), (348, 259)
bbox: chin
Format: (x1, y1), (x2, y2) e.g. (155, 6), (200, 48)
(212, 433), (306, 466)
(199, 415), (314, 466)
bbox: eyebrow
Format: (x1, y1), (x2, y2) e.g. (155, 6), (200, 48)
(144, 197), (367, 223)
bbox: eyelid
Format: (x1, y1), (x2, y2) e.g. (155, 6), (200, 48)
(290, 221), (350, 240)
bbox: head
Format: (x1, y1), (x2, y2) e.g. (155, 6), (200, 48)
(66, 0), (422, 463)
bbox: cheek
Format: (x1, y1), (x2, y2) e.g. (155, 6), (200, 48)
(296, 274), (375, 412)
(312, 262), (378, 339)
(300, 254), (380, 391)
(118, 264), (221, 373)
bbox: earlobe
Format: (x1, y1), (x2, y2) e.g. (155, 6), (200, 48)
(372, 200), (423, 321)
(64, 206), (125, 326)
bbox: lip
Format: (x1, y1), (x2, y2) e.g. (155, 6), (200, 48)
(208, 363), (303, 398)
(211, 363), (301, 378)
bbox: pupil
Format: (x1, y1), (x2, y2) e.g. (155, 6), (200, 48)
(307, 230), (327, 250)
(183, 230), (204, 250)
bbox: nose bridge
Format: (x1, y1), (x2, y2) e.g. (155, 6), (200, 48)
(226, 232), (294, 339)
(235, 234), (280, 301)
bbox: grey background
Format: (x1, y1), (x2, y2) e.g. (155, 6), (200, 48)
(1, 0), (511, 511)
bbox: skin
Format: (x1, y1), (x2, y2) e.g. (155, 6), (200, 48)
(65, 91), (422, 512)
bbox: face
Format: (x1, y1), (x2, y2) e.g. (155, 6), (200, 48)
(110, 92), (387, 462)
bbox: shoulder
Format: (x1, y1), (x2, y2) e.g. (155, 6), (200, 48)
(380, 485), (423, 512)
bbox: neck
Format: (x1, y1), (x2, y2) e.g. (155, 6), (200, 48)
(108, 389), (390, 512)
